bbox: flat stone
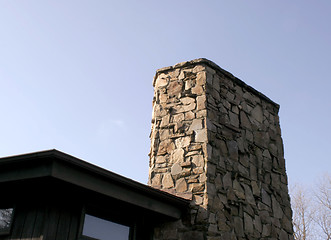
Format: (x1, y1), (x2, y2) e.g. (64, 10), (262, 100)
(262, 224), (271, 237)
(207, 182), (217, 199)
(238, 164), (249, 177)
(160, 115), (170, 127)
(175, 178), (187, 192)
(155, 156), (166, 164)
(175, 136), (191, 148)
(185, 79), (194, 91)
(262, 188), (271, 206)
(187, 178), (198, 183)
(239, 155), (249, 168)
(232, 105), (239, 114)
(251, 104), (263, 123)
(206, 119), (217, 133)
(213, 75), (221, 92)
(251, 181), (260, 196)
(207, 163), (216, 177)
(181, 97), (195, 105)
(196, 71), (206, 85)
(233, 180), (245, 199)
(240, 111), (251, 128)
(271, 173), (280, 189)
(208, 213), (216, 224)
(162, 173), (174, 189)
(155, 73), (169, 88)
(159, 129), (170, 141)
(218, 220), (231, 232)
(269, 143), (278, 156)
(153, 104), (167, 118)
(168, 81), (183, 96)
(193, 195), (203, 205)
(218, 156), (226, 169)
(185, 150), (200, 157)
(281, 216), (292, 233)
(171, 163), (182, 175)
(179, 168), (191, 178)
(195, 129), (207, 143)
(171, 148), (184, 163)
(263, 149), (271, 159)
(199, 173), (207, 183)
(196, 109), (207, 118)
(185, 111), (195, 120)
(189, 144), (202, 151)
(173, 113), (184, 123)
(190, 183), (205, 192)
(234, 217), (244, 237)
(180, 161), (191, 167)
(223, 172), (232, 190)
(272, 196), (283, 219)
(159, 93), (167, 103)
(227, 140), (238, 160)
(215, 174), (223, 190)
(229, 111), (239, 128)
(210, 195), (224, 213)
(189, 119), (203, 131)
(183, 102), (196, 112)
(246, 130), (253, 142)
(254, 131), (269, 148)
(279, 230), (289, 240)
(151, 174), (162, 187)
(158, 139), (174, 155)
(243, 184), (256, 205)
(192, 65), (205, 73)
(196, 95), (206, 110)
(219, 140), (228, 155)
(244, 212), (254, 234)
(192, 155), (204, 167)
(226, 91), (235, 101)
(254, 215), (262, 233)
(206, 71), (214, 84)
(260, 210), (271, 224)
(192, 85), (204, 95)
(178, 70), (185, 80)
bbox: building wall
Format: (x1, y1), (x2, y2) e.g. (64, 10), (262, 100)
(0, 203), (80, 240)
(149, 59), (293, 240)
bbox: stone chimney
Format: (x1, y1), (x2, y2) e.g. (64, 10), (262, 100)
(149, 59), (293, 240)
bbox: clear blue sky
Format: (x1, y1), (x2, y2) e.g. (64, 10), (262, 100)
(0, 1), (330, 186)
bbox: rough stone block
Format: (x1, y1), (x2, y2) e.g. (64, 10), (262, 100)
(162, 173), (174, 189)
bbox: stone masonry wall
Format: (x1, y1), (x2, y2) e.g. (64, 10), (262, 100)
(148, 59), (293, 240)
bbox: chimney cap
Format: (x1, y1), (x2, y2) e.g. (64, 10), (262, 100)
(154, 58), (280, 110)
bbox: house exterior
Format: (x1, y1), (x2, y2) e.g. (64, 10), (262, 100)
(0, 59), (294, 240)
(0, 150), (188, 240)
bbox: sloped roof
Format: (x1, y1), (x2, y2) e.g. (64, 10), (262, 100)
(0, 149), (189, 219)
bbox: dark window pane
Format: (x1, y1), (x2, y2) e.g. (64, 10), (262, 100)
(82, 214), (130, 240)
(0, 208), (13, 234)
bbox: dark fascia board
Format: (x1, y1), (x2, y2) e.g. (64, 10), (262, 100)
(0, 149), (189, 219)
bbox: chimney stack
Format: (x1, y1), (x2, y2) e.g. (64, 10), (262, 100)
(149, 59), (293, 240)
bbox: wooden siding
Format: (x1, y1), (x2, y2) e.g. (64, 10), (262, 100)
(0, 204), (80, 240)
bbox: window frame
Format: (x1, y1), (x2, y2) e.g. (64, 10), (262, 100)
(78, 206), (135, 240)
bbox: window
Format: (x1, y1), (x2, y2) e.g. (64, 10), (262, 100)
(0, 208), (14, 235)
(81, 214), (131, 240)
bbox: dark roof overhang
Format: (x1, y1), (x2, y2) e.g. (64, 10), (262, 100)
(0, 149), (189, 219)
